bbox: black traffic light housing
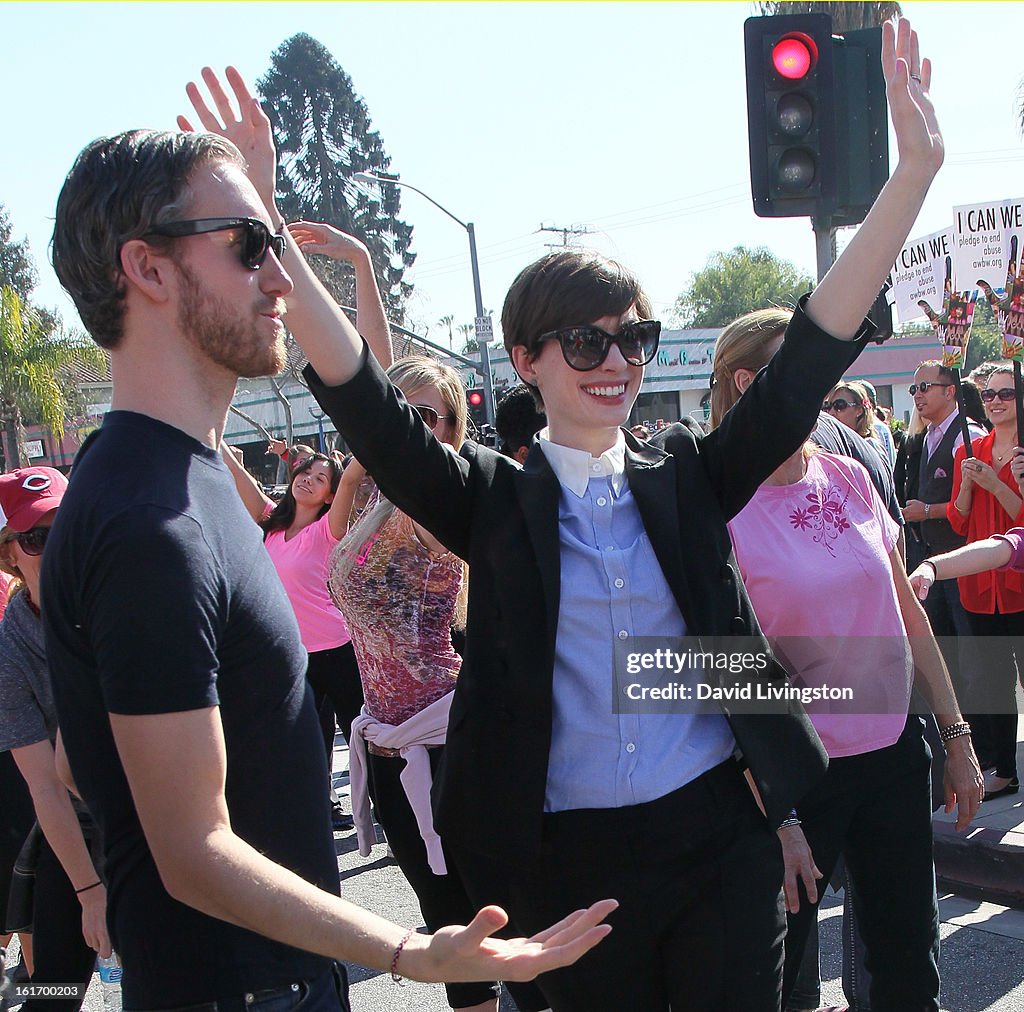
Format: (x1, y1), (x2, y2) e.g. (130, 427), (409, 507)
(744, 14), (888, 225)
(466, 388), (487, 430)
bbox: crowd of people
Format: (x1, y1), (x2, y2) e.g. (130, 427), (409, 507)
(0, 16), (1016, 1012)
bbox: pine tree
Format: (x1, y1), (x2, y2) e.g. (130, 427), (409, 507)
(258, 34), (415, 322)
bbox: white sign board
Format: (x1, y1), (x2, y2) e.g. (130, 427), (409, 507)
(952, 197), (1024, 293)
(24, 440), (44, 459)
(890, 227), (953, 324)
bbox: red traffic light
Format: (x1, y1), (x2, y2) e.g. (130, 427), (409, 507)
(468, 391), (484, 406)
(772, 33), (817, 80)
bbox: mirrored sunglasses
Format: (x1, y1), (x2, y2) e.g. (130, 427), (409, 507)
(11, 527), (50, 557)
(146, 217), (286, 270)
(909, 381), (954, 395)
(538, 320), (661, 372)
(981, 387), (1016, 403)
(413, 404), (456, 430)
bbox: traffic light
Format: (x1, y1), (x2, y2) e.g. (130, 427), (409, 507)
(466, 388), (487, 429)
(744, 14), (889, 225)
(745, 13), (836, 218)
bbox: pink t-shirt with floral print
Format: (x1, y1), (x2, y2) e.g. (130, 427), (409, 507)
(728, 452), (911, 758)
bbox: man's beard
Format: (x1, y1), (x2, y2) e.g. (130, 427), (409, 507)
(176, 261), (287, 379)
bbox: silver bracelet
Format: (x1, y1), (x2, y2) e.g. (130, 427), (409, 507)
(939, 721), (971, 744)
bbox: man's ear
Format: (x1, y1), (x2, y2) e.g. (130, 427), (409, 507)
(733, 367), (756, 396)
(119, 239), (176, 306)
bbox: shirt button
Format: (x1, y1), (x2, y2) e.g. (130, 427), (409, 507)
(614, 578), (625, 589)
(626, 742), (636, 753)
(618, 630), (628, 639)
(597, 496), (607, 506)
(592, 463), (602, 472)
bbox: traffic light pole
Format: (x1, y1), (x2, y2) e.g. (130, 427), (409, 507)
(812, 215), (837, 283)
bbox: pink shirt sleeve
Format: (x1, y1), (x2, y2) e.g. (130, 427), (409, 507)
(995, 528), (1024, 571)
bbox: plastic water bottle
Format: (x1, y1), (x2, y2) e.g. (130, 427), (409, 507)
(97, 952), (122, 1012)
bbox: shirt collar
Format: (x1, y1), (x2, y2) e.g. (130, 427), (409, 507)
(538, 428), (628, 498)
(928, 409), (958, 438)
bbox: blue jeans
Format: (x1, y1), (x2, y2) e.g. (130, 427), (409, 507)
(781, 718), (940, 1012)
(137, 963), (350, 1012)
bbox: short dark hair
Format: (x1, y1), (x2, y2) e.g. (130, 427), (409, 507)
(501, 250), (652, 359)
(52, 129), (245, 349)
(915, 359), (956, 384)
(495, 384), (546, 457)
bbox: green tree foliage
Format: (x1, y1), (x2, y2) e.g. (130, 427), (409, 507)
(672, 246), (814, 328)
(0, 286), (105, 469)
(964, 298), (1002, 375)
(755, 2), (901, 31)
(258, 34), (415, 321)
(0, 204), (38, 301)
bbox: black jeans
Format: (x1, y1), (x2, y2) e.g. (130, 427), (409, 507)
(782, 718), (939, 1012)
(464, 758), (786, 1012)
(963, 608), (1024, 780)
(22, 835), (96, 1012)
(305, 644), (364, 759)
(367, 747), (534, 1010)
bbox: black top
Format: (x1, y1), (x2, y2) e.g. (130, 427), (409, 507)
(43, 411), (336, 1009)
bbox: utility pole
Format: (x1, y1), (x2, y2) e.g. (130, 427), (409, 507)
(537, 222), (594, 248)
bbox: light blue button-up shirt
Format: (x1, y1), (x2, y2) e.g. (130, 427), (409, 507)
(539, 429), (737, 812)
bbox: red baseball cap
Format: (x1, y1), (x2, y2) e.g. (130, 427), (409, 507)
(0, 467), (68, 533)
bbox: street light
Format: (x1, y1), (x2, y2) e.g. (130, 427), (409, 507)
(353, 170), (496, 426)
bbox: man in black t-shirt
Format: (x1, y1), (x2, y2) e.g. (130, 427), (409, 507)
(42, 91), (613, 1009)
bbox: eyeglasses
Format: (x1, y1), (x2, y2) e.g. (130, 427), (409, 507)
(10, 527), (50, 557)
(145, 218), (286, 270)
(822, 397), (860, 412)
(981, 387), (1017, 403)
(909, 381), (954, 395)
(538, 320), (661, 372)
(413, 404), (456, 430)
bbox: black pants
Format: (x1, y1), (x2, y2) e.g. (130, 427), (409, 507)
(305, 644), (364, 759)
(963, 608), (1024, 780)
(454, 759), (786, 1012)
(22, 835), (96, 1012)
(367, 747), (547, 1010)
(781, 718), (939, 1012)
(0, 751), (35, 929)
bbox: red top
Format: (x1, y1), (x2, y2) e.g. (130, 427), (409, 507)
(948, 430), (1024, 613)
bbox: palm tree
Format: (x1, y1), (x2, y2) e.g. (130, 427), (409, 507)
(0, 285), (106, 469)
(755, 2), (901, 31)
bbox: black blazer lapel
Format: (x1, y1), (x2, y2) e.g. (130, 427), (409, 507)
(625, 443), (697, 627)
(514, 445), (562, 656)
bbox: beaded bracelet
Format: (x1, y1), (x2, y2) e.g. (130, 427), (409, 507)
(939, 721), (971, 744)
(391, 927), (414, 984)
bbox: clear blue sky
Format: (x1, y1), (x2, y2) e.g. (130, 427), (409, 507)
(3, 1), (1023, 345)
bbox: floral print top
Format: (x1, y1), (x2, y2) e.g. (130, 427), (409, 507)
(333, 508), (462, 726)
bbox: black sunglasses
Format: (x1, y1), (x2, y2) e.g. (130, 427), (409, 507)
(413, 404), (456, 430)
(146, 218), (286, 270)
(981, 387), (1017, 403)
(823, 397), (860, 412)
(11, 527), (50, 557)
(538, 320), (661, 372)
(909, 381), (954, 395)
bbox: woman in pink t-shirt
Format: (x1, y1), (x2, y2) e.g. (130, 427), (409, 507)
(222, 448), (364, 818)
(710, 307), (983, 1011)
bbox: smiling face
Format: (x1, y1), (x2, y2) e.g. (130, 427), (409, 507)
(511, 308), (643, 456)
(984, 370), (1017, 428)
(290, 459), (336, 510)
(826, 385), (866, 433)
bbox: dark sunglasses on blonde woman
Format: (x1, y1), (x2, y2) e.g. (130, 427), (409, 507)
(413, 404), (456, 430)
